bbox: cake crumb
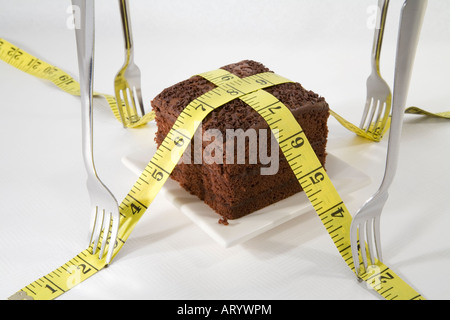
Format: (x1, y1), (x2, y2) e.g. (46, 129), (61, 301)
(218, 217), (229, 226)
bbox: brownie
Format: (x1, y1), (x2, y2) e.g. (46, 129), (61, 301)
(151, 60), (330, 220)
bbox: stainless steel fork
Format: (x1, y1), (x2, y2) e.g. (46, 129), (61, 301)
(360, 0), (392, 137)
(72, 0), (120, 265)
(350, 0), (428, 277)
(114, 0), (145, 127)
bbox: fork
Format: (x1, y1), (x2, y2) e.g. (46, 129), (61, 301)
(360, 0), (392, 138)
(350, 0), (428, 277)
(114, 0), (145, 127)
(72, 0), (120, 265)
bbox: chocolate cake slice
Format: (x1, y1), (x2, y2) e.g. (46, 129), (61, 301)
(151, 60), (330, 220)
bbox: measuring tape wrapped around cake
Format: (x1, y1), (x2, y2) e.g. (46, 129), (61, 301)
(151, 60), (330, 221)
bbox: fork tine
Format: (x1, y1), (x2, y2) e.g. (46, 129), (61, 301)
(365, 100), (380, 132)
(360, 98), (373, 129)
(373, 101), (387, 131)
(120, 88), (131, 123)
(366, 218), (377, 265)
(364, 100), (377, 131)
(115, 88), (128, 128)
(126, 87), (137, 115)
(133, 85), (145, 116)
(122, 87), (139, 124)
(359, 223), (369, 272)
(127, 85), (144, 123)
(374, 215), (383, 262)
(91, 208), (105, 255)
(98, 211), (111, 260)
(92, 208), (120, 263)
(106, 212), (120, 264)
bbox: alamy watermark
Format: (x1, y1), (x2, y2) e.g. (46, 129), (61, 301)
(173, 122), (280, 176)
(67, 5), (81, 30)
(367, 4), (383, 30)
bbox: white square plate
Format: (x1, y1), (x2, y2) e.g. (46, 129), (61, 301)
(122, 152), (370, 248)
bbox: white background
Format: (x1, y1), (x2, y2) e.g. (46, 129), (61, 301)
(1, 0), (449, 300)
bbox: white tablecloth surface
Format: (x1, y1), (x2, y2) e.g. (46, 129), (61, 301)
(1, 0), (449, 300)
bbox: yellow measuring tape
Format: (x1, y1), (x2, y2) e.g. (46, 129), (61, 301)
(404, 106), (450, 119)
(1, 38), (433, 300)
(0, 38), (155, 128)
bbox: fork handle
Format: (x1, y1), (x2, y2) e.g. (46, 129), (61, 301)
(380, 0), (427, 192)
(371, 0), (390, 72)
(72, 0), (97, 176)
(119, 0), (134, 60)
